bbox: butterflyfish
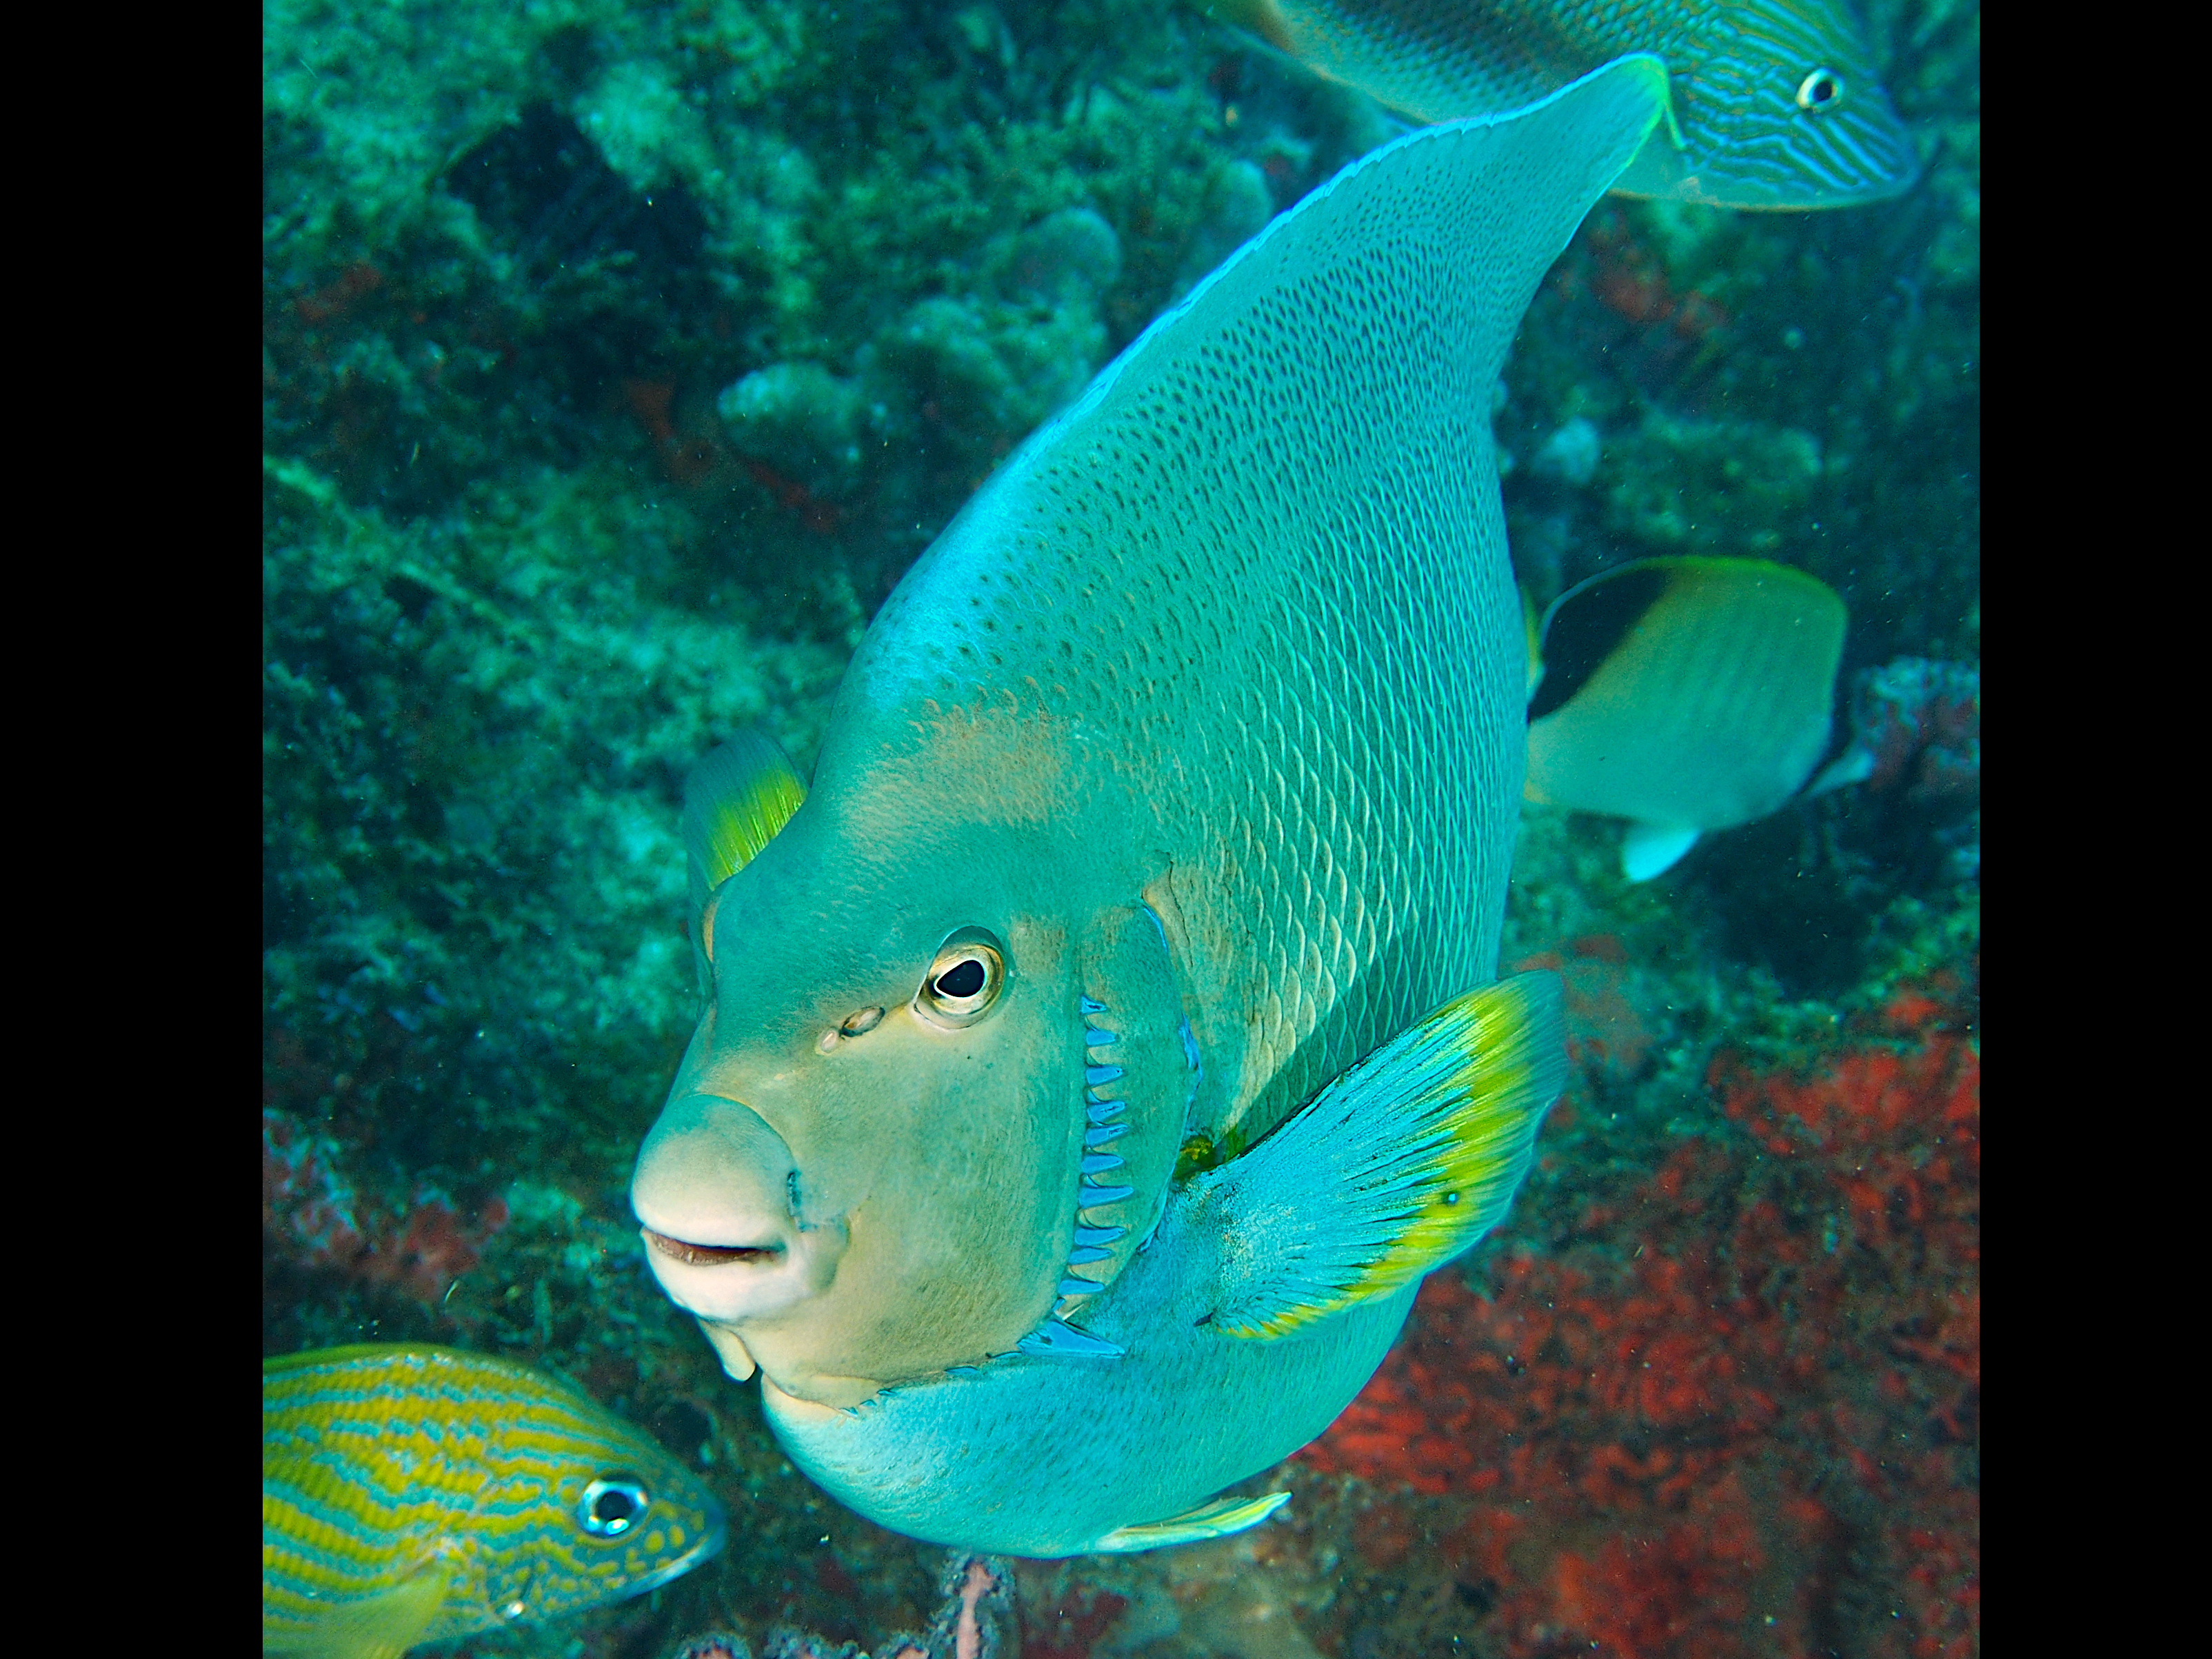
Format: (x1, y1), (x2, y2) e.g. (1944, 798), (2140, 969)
(1205, 0), (1919, 209)
(1524, 555), (1849, 879)
(627, 59), (1671, 1555)
(263, 1345), (726, 1658)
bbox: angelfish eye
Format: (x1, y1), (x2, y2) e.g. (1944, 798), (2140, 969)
(1796, 68), (1843, 111)
(915, 927), (1008, 1029)
(579, 1475), (650, 1538)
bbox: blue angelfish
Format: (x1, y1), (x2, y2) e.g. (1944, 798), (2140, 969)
(628, 60), (1671, 1554)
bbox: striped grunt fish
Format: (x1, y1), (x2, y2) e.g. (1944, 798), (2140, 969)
(1206, 0), (1919, 208)
(263, 1345), (725, 1659)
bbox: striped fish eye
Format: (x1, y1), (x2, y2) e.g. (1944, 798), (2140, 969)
(1795, 68), (1844, 112)
(914, 928), (1008, 1029)
(579, 1474), (650, 1538)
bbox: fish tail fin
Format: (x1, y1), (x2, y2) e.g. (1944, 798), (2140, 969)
(261, 1568), (449, 1659)
(1206, 973), (1567, 1337)
(1520, 578), (1545, 703)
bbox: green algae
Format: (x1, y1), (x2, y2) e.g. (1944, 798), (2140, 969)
(263, 453), (846, 1175)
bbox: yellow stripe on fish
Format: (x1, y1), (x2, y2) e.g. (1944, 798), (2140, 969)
(1204, 0), (1918, 208)
(263, 1345), (725, 1659)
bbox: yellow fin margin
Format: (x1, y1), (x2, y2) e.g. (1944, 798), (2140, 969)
(1210, 972), (1567, 1339)
(1335, 974), (1566, 1307)
(682, 732), (807, 915)
(1094, 1491), (1291, 1553)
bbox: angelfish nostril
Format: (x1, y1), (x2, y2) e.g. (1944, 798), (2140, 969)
(643, 1229), (783, 1268)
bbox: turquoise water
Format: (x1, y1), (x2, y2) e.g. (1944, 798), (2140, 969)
(264, 3), (1977, 1653)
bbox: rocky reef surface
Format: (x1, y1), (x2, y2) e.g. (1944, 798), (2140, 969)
(264, 2), (1978, 1654)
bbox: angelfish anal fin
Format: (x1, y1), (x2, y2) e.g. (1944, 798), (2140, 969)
(263, 1568), (450, 1659)
(1622, 822), (1700, 881)
(1093, 1491), (1292, 1554)
(1203, 973), (1568, 1338)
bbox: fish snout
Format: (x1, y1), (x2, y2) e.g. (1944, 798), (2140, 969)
(631, 1093), (844, 1322)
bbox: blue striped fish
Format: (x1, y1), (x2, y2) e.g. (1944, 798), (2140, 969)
(263, 1345), (725, 1659)
(1207, 0), (1918, 208)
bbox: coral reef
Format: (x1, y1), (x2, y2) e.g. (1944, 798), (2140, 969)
(264, 1106), (510, 1305)
(265, 1), (1977, 1654)
(1846, 658), (1982, 805)
(665, 1551), (1018, 1659)
(1298, 992), (1978, 1658)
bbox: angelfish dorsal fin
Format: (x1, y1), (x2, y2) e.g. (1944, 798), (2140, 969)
(681, 731), (807, 915)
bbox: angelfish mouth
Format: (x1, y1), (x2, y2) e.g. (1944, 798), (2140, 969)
(642, 1229), (783, 1268)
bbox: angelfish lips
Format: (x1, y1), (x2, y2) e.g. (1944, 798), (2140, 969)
(640, 1231), (778, 1268)
(630, 1092), (845, 1324)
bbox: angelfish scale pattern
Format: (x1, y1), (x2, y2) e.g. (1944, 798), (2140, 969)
(836, 110), (1616, 1150)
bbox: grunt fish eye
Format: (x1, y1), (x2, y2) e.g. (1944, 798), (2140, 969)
(914, 929), (1008, 1029)
(1795, 68), (1843, 111)
(579, 1474), (650, 1537)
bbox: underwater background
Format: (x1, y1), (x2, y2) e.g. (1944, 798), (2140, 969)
(263, 1), (1978, 1653)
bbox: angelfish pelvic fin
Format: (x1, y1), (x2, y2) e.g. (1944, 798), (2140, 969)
(1205, 974), (1567, 1338)
(1622, 823), (1700, 881)
(683, 730), (807, 912)
(1093, 1491), (1292, 1553)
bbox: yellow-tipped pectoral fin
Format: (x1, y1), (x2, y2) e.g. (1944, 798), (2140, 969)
(1094, 1491), (1293, 1553)
(261, 1567), (450, 1659)
(681, 728), (807, 969)
(1203, 974), (1567, 1338)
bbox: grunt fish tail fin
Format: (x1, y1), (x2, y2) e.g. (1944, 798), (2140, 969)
(1203, 974), (1566, 1338)
(261, 1567), (450, 1659)
(1094, 1491), (1292, 1553)
(1520, 578), (1545, 704)
(682, 730), (806, 929)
